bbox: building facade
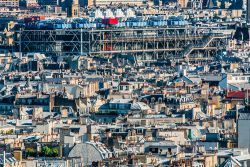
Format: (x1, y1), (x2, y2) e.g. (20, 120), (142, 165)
(0, 0), (19, 7)
(84, 0), (145, 7)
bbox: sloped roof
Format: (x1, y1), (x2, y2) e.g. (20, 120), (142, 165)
(219, 157), (242, 167)
(226, 91), (245, 99)
(131, 102), (150, 111)
(201, 75), (223, 82)
(0, 153), (17, 165)
(119, 81), (131, 86)
(68, 142), (111, 166)
(239, 112), (250, 120)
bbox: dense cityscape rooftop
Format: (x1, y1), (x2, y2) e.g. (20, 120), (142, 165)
(1, 0), (250, 166)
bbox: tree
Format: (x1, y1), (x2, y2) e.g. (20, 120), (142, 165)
(26, 148), (36, 157)
(41, 146), (52, 156)
(41, 146), (59, 157)
(5, 129), (14, 135)
(52, 148), (59, 157)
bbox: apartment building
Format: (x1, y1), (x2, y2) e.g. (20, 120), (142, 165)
(0, 0), (19, 7)
(82, 0), (145, 7)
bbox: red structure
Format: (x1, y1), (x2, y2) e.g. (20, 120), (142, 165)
(24, 16), (45, 23)
(102, 18), (119, 25)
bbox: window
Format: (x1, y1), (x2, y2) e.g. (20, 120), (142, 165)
(74, 9), (78, 16)
(151, 97), (155, 103)
(168, 148), (172, 154)
(150, 147), (158, 153)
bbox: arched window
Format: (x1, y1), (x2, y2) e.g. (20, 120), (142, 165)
(151, 97), (155, 103)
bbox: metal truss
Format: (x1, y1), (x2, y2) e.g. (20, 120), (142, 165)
(15, 26), (229, 61)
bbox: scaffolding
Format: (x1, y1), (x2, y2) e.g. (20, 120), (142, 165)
(15, 26), (229, 62)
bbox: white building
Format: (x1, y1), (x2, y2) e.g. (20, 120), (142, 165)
(219, 73), (250, 90)
(0, 0), (19, 7)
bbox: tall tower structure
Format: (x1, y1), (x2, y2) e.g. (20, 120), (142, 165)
(66, 0), (80, 17)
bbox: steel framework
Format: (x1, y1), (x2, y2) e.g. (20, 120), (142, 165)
(15, 26), (229, 62)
